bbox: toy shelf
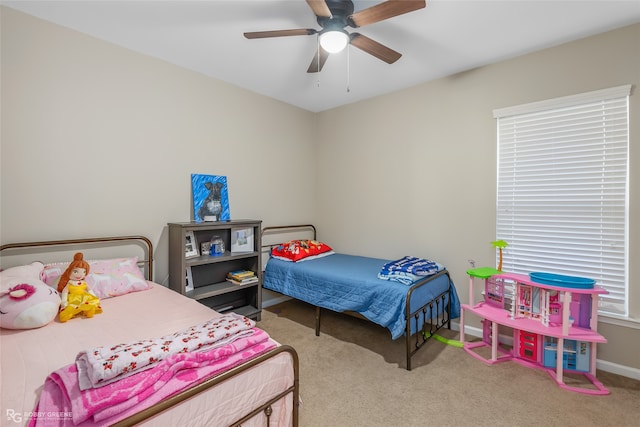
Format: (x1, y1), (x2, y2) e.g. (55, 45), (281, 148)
(460, 268), (609, 395)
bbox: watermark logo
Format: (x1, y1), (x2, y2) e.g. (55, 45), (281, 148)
(6, 409), (22, 423)
(6, 409), (73, 423)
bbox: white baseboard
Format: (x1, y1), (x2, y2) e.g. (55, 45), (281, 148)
(596, 360), (640, 380)
(451, 321), (640, 380)
(262, 294), (292, 308)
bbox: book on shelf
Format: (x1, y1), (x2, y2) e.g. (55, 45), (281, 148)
(226, 269), (257, 285)
(226, 276), (259, 286)
(227, 269), (255, 279)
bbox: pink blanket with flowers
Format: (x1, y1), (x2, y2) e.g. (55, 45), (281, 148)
(30, 328), (275, 427)
(76, 312), (255, 390)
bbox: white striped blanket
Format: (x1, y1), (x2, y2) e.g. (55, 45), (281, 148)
(378, 256), (442, 285)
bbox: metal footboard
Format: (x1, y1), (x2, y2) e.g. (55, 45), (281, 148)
(115, 345), (300, 427)
(405, 269), (453, 370)
(313, 270), (453, 371)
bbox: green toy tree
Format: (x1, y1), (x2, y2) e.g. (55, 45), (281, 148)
(491, 240), (509, 271)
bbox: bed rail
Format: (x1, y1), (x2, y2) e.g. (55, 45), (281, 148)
(114, 345), (300, 427)
(1, 235), (153, 280)
(262, 224), (316, 245)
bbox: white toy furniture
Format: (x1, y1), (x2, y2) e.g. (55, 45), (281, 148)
(460, 267), (609, 395)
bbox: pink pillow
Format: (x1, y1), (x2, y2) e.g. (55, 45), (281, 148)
(41, 257), (151, 299)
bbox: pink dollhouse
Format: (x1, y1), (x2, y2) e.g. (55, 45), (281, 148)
(460, 268), (608, 395)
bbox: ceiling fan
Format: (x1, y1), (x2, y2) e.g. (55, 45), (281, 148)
(243, 0), (426, 73)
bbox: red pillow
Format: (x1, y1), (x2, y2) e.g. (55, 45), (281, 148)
(271, 240), (333, 262)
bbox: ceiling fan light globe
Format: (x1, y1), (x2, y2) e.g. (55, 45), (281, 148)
(319, 30), (349, 53)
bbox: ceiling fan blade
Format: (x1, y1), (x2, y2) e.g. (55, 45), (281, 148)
(307, 46), (330, 73)
(349, 33), (402, 64)
(306, 0), (332, 18)
(349, 0), (426, 28)
(244, 29), (317, 39)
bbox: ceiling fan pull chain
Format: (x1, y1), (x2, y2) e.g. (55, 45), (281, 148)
(316, 35), (321, 88)
(346, 45), (350, 93)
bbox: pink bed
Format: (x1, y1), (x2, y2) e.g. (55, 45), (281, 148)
(0, 236), (298, 426)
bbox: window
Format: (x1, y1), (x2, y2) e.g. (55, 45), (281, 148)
(494, 85), (631, 317)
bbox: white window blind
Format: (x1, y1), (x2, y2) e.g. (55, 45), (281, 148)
(494, 85), (630, 317)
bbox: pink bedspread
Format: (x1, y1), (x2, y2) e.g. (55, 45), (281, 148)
(76, 312), (255, 390)
(30, 328), (275, 427)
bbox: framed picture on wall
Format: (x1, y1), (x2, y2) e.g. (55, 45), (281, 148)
(191, 174), (231, 222)
(185, 231), (199, 258)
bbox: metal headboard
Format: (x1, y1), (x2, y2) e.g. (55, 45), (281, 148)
(0, 235), (153, 280)
(260, 225), (317, 271)
(261, 224), (316, 246)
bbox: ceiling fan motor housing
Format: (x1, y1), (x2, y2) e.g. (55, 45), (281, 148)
(317, 0), (354, 30)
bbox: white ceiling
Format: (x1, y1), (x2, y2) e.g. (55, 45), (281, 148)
(4, 0), (640, 112)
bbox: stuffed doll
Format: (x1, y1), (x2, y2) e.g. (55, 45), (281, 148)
(58, 252), (103, 322)
(0, 262), (61, 329)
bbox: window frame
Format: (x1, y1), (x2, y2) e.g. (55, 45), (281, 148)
(493, 85), (631, 319)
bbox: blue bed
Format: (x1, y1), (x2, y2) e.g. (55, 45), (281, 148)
(262, 225), (460, 370)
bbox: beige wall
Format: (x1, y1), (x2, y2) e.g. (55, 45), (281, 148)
(314, 24), (640, 372)
(2, 7), (638, 373)
(1, 7), (318, 282)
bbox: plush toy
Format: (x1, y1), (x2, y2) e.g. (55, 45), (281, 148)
(58, 252), (103, 322)
(0, 262), (61, 330)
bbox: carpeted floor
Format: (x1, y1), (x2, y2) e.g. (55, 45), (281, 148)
(257, 299), (640, 427)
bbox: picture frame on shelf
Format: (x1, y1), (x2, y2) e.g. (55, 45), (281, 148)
(185, 231), (199, 258)
(200, 241), (213, 256)
(231, 227), (254, 253)
(185, 266), (194, 292)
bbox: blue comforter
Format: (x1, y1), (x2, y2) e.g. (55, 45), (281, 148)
(263, 253), (460, 340)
